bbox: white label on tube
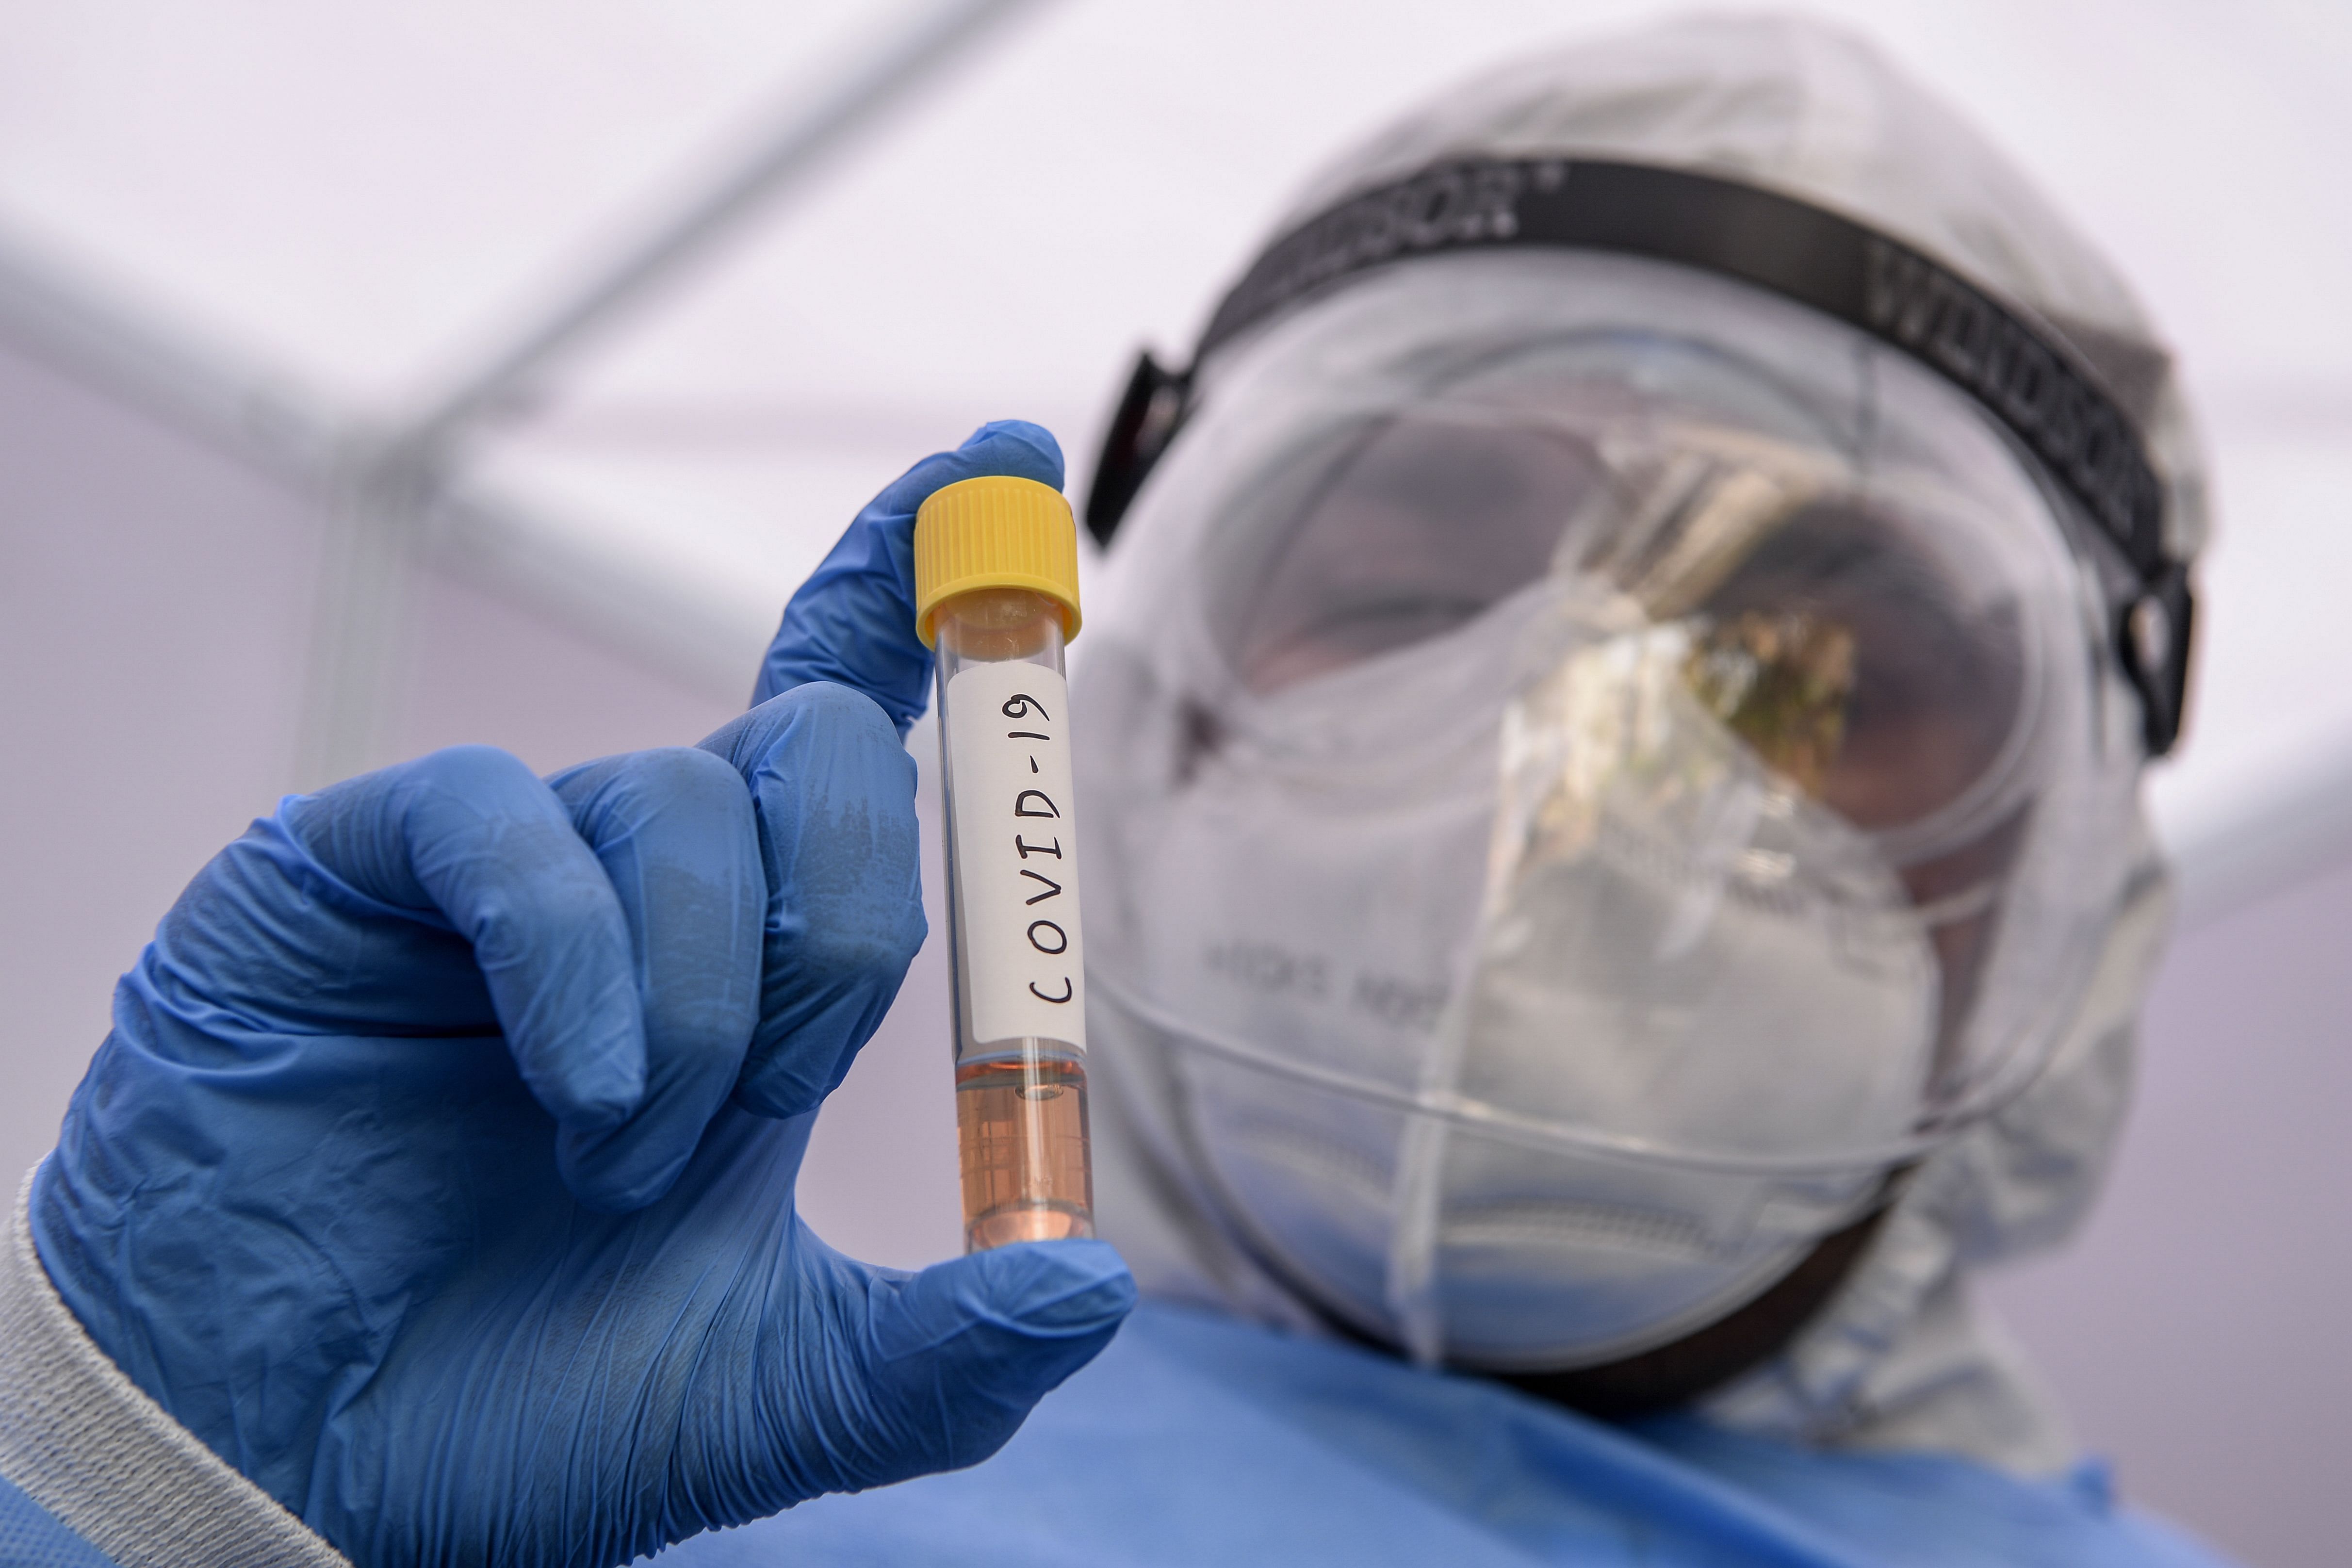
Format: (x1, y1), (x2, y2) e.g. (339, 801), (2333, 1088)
(945, 660), (1085, 1052)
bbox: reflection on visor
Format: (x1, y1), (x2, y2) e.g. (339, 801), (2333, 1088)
(1684, 611), (1856, 801)
(1221, 410), (2032, 843)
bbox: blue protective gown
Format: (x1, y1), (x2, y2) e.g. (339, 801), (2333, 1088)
(651, 1300), (2232, 1568)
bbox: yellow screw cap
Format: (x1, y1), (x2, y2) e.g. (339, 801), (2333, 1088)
(913, 475), (1082, 648)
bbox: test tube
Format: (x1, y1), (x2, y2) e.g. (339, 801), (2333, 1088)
(913, 475), (1093, 1252)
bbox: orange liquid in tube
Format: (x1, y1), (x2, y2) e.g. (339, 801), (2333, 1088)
(915, 478), (1094, 1252)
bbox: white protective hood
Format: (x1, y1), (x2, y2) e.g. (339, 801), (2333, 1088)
(1080, 11), (2200, 1474)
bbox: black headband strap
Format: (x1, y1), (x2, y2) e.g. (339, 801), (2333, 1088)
(1206, 157), (2168, 572)
(1089, 156), (2191, 752)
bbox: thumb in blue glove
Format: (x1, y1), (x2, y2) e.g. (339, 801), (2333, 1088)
(756, 419), (1063, 728)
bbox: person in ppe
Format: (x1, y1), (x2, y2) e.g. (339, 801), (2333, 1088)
(0, 16), (2237, 1568)
(670, 14), (2236, 1567)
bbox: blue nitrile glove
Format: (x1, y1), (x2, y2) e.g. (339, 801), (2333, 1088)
(755, 418), (1063, 731)
(29, 432), (1130, 1568)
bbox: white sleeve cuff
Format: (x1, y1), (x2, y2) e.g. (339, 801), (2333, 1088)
(0, 1164), (352, 1568)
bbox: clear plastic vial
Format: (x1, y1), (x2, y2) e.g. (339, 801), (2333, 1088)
(913, 476), (1093, 1252)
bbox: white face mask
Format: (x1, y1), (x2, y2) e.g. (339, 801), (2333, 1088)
(1107, 584), (1938, 1369)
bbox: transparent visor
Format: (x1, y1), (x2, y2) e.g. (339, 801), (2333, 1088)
(1220, 408), (2041, 855)
(1083, 301), (2139, 1179)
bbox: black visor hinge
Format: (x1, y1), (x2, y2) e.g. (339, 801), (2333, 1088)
(1084, 349), (1192, 550)
(2121, 561), (2195, 755)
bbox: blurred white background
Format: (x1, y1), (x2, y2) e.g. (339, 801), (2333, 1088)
(1, 3), (2346, 1564)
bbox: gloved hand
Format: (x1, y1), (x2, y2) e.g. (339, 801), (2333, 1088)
(29, 423), (1133, 1568)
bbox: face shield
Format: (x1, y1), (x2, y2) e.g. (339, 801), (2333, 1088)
(1076, 250), (2149, 1373)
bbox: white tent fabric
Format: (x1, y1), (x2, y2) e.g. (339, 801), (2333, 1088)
(0, 0), (2346, 908)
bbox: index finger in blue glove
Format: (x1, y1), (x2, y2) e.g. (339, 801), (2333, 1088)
(699, 681), (927, 1117)
(545, 746), (765, 1211)
(284, 745), (649, 1201)
(754, 419), (1064, 731)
